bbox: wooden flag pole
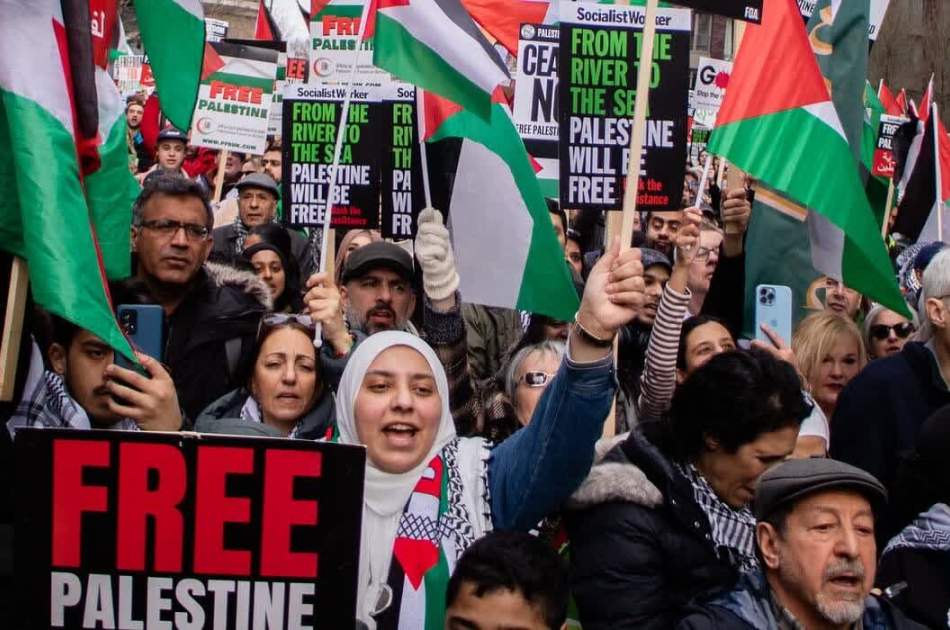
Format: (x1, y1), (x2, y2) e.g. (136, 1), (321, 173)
(618, 0), (660, 250)
(725, 21), (747, 192)
(212, 149), (229, 204)
(600, 0), (659, 439)
(881, 179), (895, 238)
(0, 257), (29, 401)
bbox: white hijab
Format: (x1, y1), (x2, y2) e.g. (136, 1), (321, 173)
(335, 331), (457, 623)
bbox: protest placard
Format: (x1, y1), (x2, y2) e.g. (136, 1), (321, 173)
(797, 0), (890, 40)
(693, 56), (732, 113)
(872, 114), (907, 178)
(190, 41), (279, 155)
(15, 429), (365, 629)
(282, 83), (382, 230)
(112, 55), (155, 97)
(559, 2), (691, 212)
(381, 85), (426, 239)
(514, 24), (560, 198)
(674, 0), (763, 23)
(309, 0), (387, 86)
(205, 18), (229, 42)
(270, 49), (311, 135)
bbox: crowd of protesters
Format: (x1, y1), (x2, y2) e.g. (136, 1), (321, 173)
(1, 93), (950, 630)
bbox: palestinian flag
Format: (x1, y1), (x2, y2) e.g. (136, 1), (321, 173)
(255, 0), (311, 43)
(894, 103), (950, 243)
(423, 90), (579, 320)
(709, 0), (907, 316)
(459, 0), (551, 54)
(134, 0), (204, 132)
(878, 79), (906, 117)
(372, 0), (510, 119)
(0, 0), (133, 357)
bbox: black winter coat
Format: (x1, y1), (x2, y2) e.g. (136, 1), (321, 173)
(164, 264), (269, 419)
(831, 342), (950, 543)
(565, 430), (738, 630)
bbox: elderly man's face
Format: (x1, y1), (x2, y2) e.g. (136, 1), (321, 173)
(758, 490), (877, 628)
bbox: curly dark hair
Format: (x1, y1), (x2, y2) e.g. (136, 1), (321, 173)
(663, 348), (811, 462)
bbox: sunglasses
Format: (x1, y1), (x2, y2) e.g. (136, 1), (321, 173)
(869, 322), (915, 340)
(519, 371), (554, 388)
(263, 313), (314, 328)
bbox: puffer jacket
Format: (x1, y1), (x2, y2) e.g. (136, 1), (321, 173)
(679, 569), (928, 630)
(878, 503), (950, 629)
(565, 430), (737, 630)
(194, 387), (335, 440)
(164, 263), (270, 419)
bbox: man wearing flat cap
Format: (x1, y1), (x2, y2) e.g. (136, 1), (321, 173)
(679, 459), (925, 629)
(211, 172), (316, 277)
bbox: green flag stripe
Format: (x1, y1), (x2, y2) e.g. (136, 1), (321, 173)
(429, 105), (579, 320)
(0, 88), (132, 357)
(314, 4), (363, 19)
(711, 108), (907, 315)
(374, 13), (491, 119)
(136, 0), (204, 131)
(85, 115), (136, 280)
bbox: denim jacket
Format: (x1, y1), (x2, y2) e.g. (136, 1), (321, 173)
(488, 350), (616, 531)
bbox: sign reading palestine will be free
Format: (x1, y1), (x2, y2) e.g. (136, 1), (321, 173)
(282, 83), (382, 230)
(559, 3), (691, 212)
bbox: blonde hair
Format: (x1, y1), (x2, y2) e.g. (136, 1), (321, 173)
(792, 312), (867, 389)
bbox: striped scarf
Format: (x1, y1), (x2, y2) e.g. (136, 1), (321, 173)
(233, 213), (250, 253)
(373, 439), (487, 630)
(677, 463), (758, 573)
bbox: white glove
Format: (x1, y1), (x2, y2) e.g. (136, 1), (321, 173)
(414, 207), (460, 301)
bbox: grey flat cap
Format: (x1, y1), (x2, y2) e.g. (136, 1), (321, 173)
(236, 172), (280, 198)
(753, 458), (887, 520)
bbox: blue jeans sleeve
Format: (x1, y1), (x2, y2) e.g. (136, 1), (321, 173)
(488, 353), (616, 530)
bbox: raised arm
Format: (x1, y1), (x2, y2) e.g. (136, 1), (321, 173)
(489, 239), (645, 530)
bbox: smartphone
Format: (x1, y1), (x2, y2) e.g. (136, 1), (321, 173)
(115, 304), (164, 373)
(755, 284), (793, 347)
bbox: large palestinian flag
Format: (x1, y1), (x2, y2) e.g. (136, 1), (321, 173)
(372, 0), (510, 119)
(709, 0), (907, 316)
(0, 0), (133, 357)
(134, 0), (205, 131)
(424, 91), (579, 320)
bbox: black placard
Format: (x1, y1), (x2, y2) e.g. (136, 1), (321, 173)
(15, 429), (365, 629)
(559, 4), (691, 212)
(381, 86), (425, 239)
(674, 0), (763, 23)
(282, 84), (382, 230)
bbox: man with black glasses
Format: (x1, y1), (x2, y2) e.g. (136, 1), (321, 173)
(132, 174), (268, 418)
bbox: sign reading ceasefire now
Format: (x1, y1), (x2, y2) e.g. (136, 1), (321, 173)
(14, 430), (366, 629)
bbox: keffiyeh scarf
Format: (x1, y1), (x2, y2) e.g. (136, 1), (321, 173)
(677, 462), (758, 572)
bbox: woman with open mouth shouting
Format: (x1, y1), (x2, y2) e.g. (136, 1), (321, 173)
(335, 238), (647, 629)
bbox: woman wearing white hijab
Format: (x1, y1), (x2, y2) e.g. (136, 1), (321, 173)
(335, 240), (647, 628)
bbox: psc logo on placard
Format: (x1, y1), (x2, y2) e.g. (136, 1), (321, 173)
(313, 57), (334, 78)
(195, 117), (215, 134)
(520, 24), (537, 41)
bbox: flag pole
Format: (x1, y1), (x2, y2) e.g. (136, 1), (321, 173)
(935, 103), (943, 240)
(313, 0), (373, 347)
(725, 20), (747, 192)
(599, 0), (659, 439)
(212, 149), (229, 203)
(618, 0), (659, 250)
(0, 257), (28, 401)
(881, 179), (895, 238)
(415, 88), (433, 208)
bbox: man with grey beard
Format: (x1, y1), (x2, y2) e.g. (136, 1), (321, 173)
(678, 459), (925, 630)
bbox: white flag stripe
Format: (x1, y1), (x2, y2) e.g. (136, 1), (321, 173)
(177, 0), (203, 20)
(802, 101), (847, 143)
(218, 56), (277, 81)
(450, 140), (533, 307)
(0, 0), (73, 132)
(382, 0), (508, 93)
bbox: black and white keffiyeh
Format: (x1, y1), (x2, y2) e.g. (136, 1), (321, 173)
(677, 462), (759, 572)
